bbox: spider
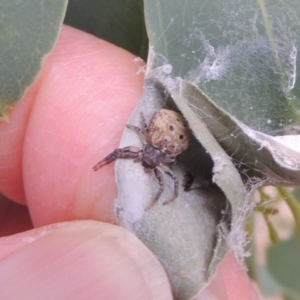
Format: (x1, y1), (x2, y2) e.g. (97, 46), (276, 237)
(93, 109), (190, 210)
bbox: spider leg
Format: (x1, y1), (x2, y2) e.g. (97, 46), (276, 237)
(126, 112), (150, 144)
(145, 167), (164, 210)
(182, 172), (194, 191)
(140, 112), (150, 141)
(126, 124), (147, 145)
(162, 155), (176, 169)
(160, 166), (179, 205)
(93, 146), (141, 171)
(162, 156), (176, 163)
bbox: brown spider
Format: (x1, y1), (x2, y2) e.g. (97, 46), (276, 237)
(93, 109), (190, 210)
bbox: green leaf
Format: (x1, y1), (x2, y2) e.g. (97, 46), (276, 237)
(278, 187), (300, 248)
(255, 263), (284, 296)
(247, 216), (300, 300)
(268, 232), (300, 298)
(250, 261), (300, 300)
(64, 0), (148, 59)
(144, 0), (300, 135)
(0, 0), (68, 120)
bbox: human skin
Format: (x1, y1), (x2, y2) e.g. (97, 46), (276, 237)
(0, 25), (259, 299)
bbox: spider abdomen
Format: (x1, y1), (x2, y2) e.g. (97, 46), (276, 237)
(149, 109), (190, 156)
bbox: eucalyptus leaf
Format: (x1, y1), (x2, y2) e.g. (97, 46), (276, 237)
(255, 264), (284, 296)
(253, 262), (300, 300)
(114, 75), (249, 299)
(113, 0), (300, 298)
(177, 80), (300, 187)
(144, 0), (300, 135)
(0, 0), (68, 120)
(268, 232), (300, 298)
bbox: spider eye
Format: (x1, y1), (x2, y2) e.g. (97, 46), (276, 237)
(169, 125), (174, 131)
(179, 134), (184, 139)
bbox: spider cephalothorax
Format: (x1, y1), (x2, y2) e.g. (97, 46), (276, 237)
(93, 109), (190, 210)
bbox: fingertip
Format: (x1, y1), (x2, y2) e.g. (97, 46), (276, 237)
(0, 221), (172, 300)
(21, 25), (144, 225)
(220, 252), (260, 300)
(196, 252), (260, 300)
